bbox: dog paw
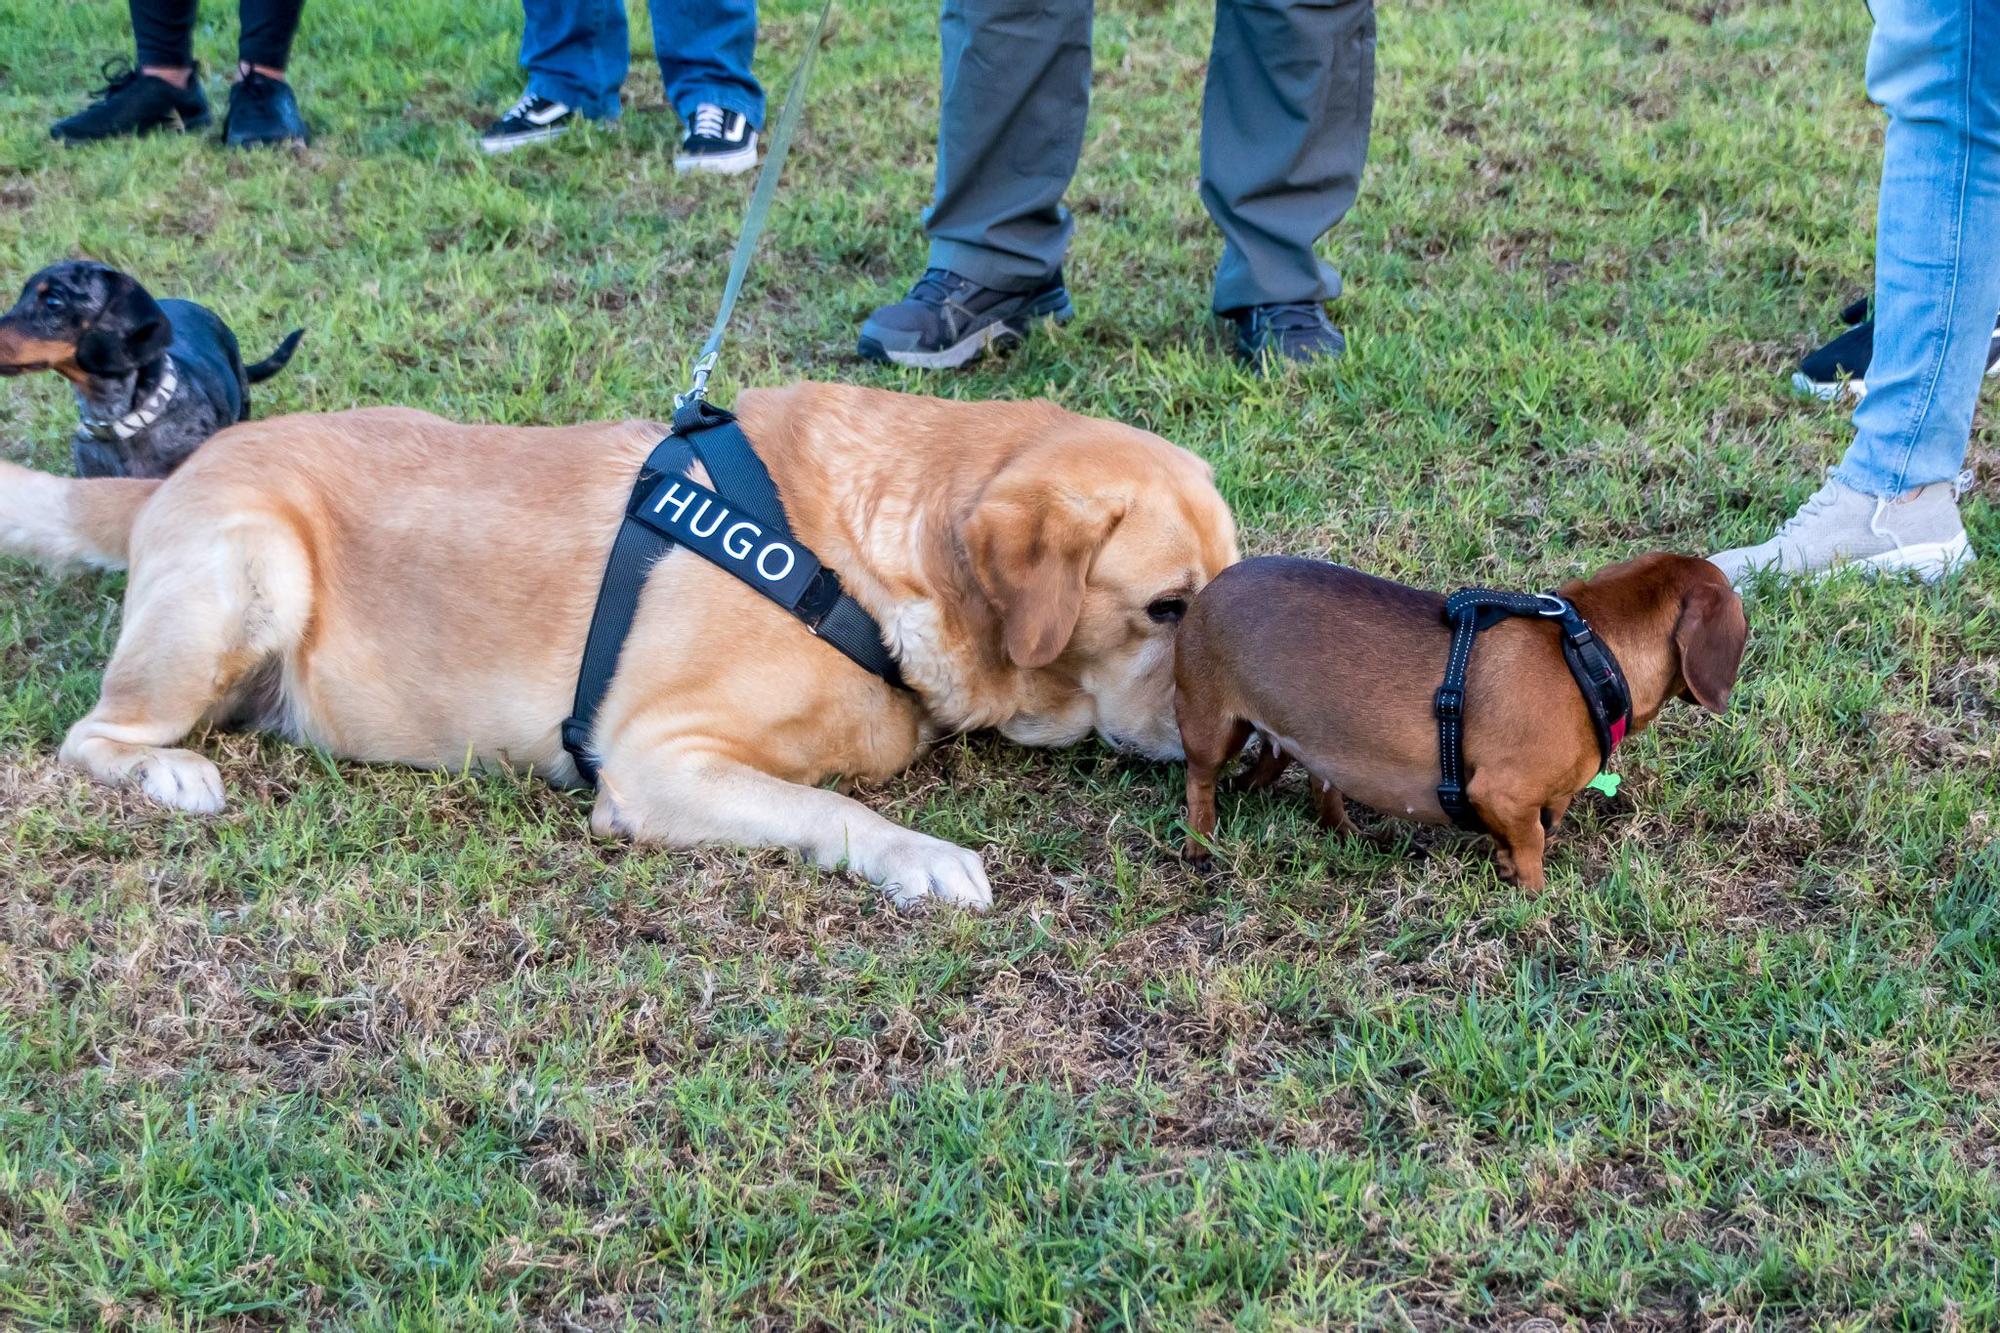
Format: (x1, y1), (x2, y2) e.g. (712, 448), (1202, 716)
(875, 834), (993, 913)
(136, 749), (226, 814)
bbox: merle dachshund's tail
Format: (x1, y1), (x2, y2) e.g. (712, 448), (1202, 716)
(246, 328), (305, 383)
(0, 460), (157, 571)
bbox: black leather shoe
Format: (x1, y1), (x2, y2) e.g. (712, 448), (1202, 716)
(51, 61), (211, 142)
(224, 71), (309, 147)
(857, 268), (1073, 369)
(1229, 302), (1346, 368)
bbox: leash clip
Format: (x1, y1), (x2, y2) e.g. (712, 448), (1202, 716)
(675, 351), (718, 409)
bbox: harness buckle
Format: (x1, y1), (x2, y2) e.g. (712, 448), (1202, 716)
(1434, 684), (1464, 720)
(794, 567), (843, 634)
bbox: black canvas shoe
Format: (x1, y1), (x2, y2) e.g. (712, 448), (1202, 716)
(857, 268), (1073, 369)
(1793, 311), (2000, 401)
(1229, 303), (1345, 368)
(674, 104), (757, 175)
(51, 61), (211, 142)
(480, 92), (576, 154)
(223, 70), (309, 147)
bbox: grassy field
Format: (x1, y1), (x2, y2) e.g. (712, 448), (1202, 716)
(3, 0), (1998, 1326)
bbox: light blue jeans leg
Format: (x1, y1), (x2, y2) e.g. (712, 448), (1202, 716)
(1834, 0), (2000, 497)
(520, 0), (630, 121)
(649, 0), (764, 129)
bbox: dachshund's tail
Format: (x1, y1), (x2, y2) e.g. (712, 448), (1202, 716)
(0, 460), (156, 571)
(246, 328), (305, 383)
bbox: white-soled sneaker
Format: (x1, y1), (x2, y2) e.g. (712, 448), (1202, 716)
(480, 92), (574, 154)
(674, 103), (757, 175)
(1709, 474), (1977, 587)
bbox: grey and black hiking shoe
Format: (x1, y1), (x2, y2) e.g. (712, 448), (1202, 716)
(51, 61), (211, 142)
(1229, 302), (1345, 368)
(857, 268), (1073, 369)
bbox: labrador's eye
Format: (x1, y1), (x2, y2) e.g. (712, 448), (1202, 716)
(1146, 597), (1187, 624)
(41, 293), (62, 311)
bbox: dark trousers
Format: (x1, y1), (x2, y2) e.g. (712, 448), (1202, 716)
(925, 0), (1376, 312)
(131, 0), (307, 71)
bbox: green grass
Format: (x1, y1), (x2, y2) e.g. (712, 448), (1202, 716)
(3, 0), (1998, 1326)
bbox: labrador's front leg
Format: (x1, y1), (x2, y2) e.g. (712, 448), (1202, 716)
(590, 751), (993, 911)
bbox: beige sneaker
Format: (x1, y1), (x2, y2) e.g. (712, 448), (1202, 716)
(1709, 475), (1976, 587)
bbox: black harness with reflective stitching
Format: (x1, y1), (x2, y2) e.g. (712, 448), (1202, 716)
(562, 398), (904, 785)
(1434, 588), (1633, 831)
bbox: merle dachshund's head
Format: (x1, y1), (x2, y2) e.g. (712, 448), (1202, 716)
(0, 260), (171, 382)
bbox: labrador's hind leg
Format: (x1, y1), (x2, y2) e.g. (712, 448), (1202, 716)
(60, 516), (310, 813)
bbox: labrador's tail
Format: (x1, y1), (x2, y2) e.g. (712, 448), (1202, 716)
(0, 460), (158, 571)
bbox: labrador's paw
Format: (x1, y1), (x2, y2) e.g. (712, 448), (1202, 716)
(136, 749), (226, 814)
(875, 833), (993, 912)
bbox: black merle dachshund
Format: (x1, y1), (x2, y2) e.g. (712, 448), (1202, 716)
(0, 260), (303, 479)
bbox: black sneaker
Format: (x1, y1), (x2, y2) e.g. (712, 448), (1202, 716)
(223, 70), (309, 147)
(480, 92), (576, 154)
(674, 103), (757, 175)
(857, 268), (1074, 369)
(1793, 311), (2000, 401)
(50, 61), (211, 142)
(1229, 303), (1345, 368)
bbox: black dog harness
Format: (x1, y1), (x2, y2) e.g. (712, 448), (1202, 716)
(562, 398), (903, 785)
(1433, 589), (1632, 831)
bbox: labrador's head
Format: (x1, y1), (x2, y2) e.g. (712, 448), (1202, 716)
(962, 422), (1238, 760)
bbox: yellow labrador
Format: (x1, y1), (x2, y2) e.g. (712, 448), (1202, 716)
(0, 382), (1237, 909)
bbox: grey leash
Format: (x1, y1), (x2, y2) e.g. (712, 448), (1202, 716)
(563, 0), (905, 786)
(677, 0), (837, 408)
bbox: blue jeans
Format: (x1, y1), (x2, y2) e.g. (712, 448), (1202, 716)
(520, 0), (763, 127)
(1835, 0), (2000, 497)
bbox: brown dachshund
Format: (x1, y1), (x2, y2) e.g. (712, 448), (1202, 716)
(1174, 552), (1748, 889)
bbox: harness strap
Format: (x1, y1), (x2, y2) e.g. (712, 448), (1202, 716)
(561, 433), (696, 781)
(1434, 588), (1633, 832)
(561, 401), (902, 786)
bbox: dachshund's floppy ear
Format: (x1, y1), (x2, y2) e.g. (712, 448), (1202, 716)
(74, 274), (171, 376)
(1674, 573), (1749, 713)
(964, 446), (1127, 669)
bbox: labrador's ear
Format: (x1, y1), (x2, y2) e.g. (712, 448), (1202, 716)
(74, 274), (170, 376)
(1675, 575), (1749, 712)
(964, 455), (1127, 669)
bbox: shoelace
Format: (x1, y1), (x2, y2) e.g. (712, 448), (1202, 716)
(88, 59), (142, 102)
(691, 104), (728, 140)
(508, 91), (564, 123)
(1255, 303), (1327, 332)
(1775, 484), (1840, 540)
(905, 268), (965, 305)
(235, 70), (284, 103)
